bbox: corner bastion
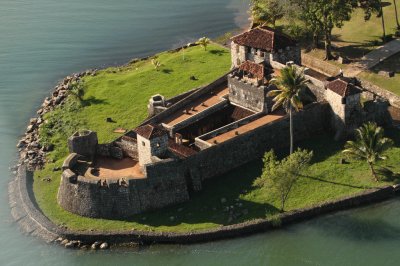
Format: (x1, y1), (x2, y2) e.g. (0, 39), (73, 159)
(57, 130), (189, 219)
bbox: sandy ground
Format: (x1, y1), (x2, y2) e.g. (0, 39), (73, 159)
(92, 156), (145, 179)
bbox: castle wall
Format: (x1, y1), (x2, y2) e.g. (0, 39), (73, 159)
(137, 134), (168, 166)
(271, 46), (301, 65)
(114, 137), (139, 160)
(184, 103), (329, 182)
(228, 75), (269, 112)
(142, 73), (232, 127)
(57, 158), (189, 219)
(67, 131), (98, 159)
(231, 43), (247, 68)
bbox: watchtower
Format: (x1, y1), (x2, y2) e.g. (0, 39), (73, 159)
(135, 124), (169, 166)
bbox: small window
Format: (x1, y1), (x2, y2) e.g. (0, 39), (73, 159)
(260, 52), (265, 57)
(236, 44), (240, 53)
(237, 58), (240, 66)
(142, 141), (145, 146)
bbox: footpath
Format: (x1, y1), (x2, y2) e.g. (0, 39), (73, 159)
(345, 39), (400, 76)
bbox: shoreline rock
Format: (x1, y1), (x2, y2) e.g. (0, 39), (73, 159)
(15, 69), (97, 171)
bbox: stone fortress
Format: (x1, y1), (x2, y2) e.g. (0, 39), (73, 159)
(57, 26), (394, 219)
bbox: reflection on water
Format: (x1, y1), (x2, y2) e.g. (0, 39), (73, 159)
(1, 1), (400, 265)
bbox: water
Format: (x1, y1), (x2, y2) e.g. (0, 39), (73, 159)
(1, 1), (400, 265)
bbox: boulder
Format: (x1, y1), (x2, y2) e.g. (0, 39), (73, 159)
(99, 242), (109, 250)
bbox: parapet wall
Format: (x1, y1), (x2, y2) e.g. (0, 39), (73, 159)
(228, 75), (269, 112)
(57, 157), (189, 219)
(142, 72), (233, 127)
(359, 78), (400, 108)
(185, 103), (330, 181)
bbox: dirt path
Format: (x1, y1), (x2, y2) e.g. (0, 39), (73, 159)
(344, 39), (400, 76)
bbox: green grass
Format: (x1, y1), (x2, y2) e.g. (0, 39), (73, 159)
(304, 3), (399, 63)
(358, 52), (400, 95)
(33, 43), (400, 233)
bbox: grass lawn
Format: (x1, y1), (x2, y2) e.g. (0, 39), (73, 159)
(358, 52), (400, 95)
(304, 2), (399, 63)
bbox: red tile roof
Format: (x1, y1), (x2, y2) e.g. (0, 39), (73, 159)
(231, 26), (297, 52)
(239, 61), (265, 80)
(135, 124), (168, 140)
(327, 79), (361, 97)
(168, 140), (197, 158)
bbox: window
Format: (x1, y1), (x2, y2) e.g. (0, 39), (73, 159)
(260, 52), (265, 57)
(142, 141), (145, 146)
(236, 58), (240, 65)
(236, 44), (240, 53)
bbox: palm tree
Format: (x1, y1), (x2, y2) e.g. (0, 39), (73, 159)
(197, 37), (210, 51)
(268, 65), (308, 154)
(151, 59), (161, 71)
(343, 122), (394, 181)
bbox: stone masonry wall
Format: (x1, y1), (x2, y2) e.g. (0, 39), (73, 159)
(228, 75), (269, 112)
(183, 103), (329, 182)
(57, 159), (189, 219)
(359, 79), (400, 108)
(271, 46), (301, 65)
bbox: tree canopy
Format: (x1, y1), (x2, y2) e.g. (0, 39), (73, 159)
(254, 149), (313, 211)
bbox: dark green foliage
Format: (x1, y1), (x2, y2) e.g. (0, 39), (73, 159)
(254, 149), (314, 211)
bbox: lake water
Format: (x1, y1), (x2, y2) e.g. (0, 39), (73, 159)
(1, 1), (400, 265)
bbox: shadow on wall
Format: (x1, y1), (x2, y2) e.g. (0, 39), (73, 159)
(117, 133), (344, 227)
(114, 158), (280, 226)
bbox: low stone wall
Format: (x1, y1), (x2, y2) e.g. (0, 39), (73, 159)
(196, 112), (264, 145)
(167, 99), (230, 133)
(359, 78), (400, 108)
(142, 72), (233, 127)
(10, 165), (399, 246)
(302, 54), (340, 77)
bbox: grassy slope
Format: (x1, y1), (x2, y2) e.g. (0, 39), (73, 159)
(358, 52), (400, 95)
(33, 45), (400, 233)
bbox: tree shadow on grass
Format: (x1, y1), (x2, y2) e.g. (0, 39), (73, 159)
(209, 49), (228, 56)
(123, 159), (280, 227)
(82, 96), (109, 107)
(299, 174), (375, 190)
(162, 68), (174, 74)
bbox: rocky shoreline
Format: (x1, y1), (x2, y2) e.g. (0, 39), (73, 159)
(13, 70), (97, 172)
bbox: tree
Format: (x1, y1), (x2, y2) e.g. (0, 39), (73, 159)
(250, 0), (285, 27)
(197, 37), (210, 51)
(151, 59), (161, 71)
(268, 65), (308, 154)
(395, 0), (400, 29)
(254, 149), (313, 212)
(343, 122), (394, 181)
(359, 0), (386, 40)
(293, 0), (354, 60)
